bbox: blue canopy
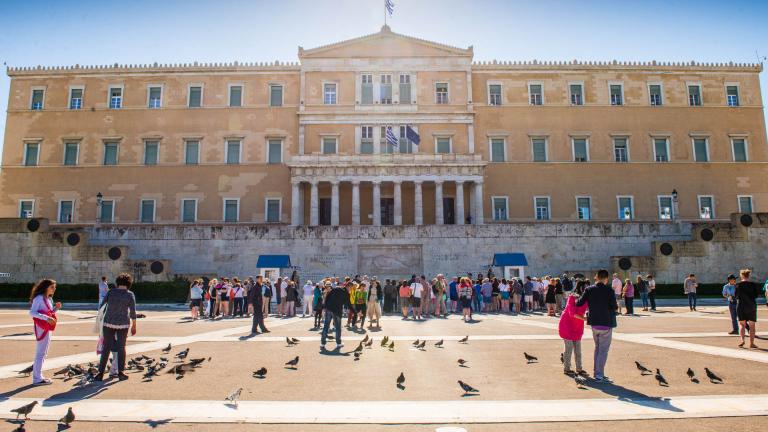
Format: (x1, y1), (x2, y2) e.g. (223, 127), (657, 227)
(256, 255), (292, 268)
(493, 253), (528, 267)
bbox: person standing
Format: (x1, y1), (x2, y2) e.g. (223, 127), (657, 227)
(434, 275), (447, 317)
(247, 275), (269, 335)
(611, 273), (623, 315)
(458, 277), (473, 322)
(449, 277), (459, 314)
(523, 276), (534, 312)
(736, 269), (760, 348)
(622, 278), (635, 315)
(410, 277), (424, 320)
(399, 280), (411, 319)
(285, 281), (297, 317)
(723, 274), (739, 335)
(302, 280), (314, 318)
(189, 279), (203, 320)
(366, 280), (382, 329)
(511, 278), (523, 314)
(232, 282), (246, 318)
(95, 273), (137, 382)
(684, 274), (699, 311)
(29, 279), (61, 385)
(321, 282), (351, 350)
(646, 274), (657, 311)
(635, 275), (648, 312)
(313, 282), (325, 329)
(98, 276), (109, 306)
(559, 280), (588, 377)
(545, 279), (557, 316)
(576, 269), (618, 382)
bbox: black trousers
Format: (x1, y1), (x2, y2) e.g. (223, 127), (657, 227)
(99, 326), (128, 374)
(251, 303), (267, 333)
(649, 291), (657, 310)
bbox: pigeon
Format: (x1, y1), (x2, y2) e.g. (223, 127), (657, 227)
(353, 342), (364, 353)
(396, 372), (405, 387)
(380, 336), (389, 347)
(655, 368), (669, 386)
(189, 358), (207, 367)
(635, 361), (652, 375)
(705, 368), (723, 384)
(361, 334), (370, 344)
(285, 356), (300, 369)
(435, 339), (444, 348)
(388, 341), (395, 351)
(412, 339), (420, 347)
(11, 401), (38, 419)
(291, 337), (301, 344)
(560, 353), (564, 364)
(167, 363), (196, 375)
(687, 368), (700, 383)
(458, 380), (479, 395)
(574, 374), (588, 389)
(142, 367), (159, 381)
(354, 352), (362, 361)
(160, 357), (169, 362)
(417, 340), (426, 350)
(457, 359), (469, 367)
(225, 388), (243, 406)
(286, 337), (297, 346)
(458, 335), (469, 343)
(76, 371), (94, 387)
(162, 343), (172, 353)
(253, 367), (267, 378)
(175, 368), (188, 380)
(58, 406), (75, 427)
(53, 365), (71, 376)
(364, 339), (373, 348)
(175, 348), (189, 359)
(16, 365), (34, 376)
(524, 352), (538, 363)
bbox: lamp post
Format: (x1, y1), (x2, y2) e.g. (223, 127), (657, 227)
(96, 192), (103, 226)
(671, 189), (679, 221)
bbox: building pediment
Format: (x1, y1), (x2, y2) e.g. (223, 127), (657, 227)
(298, 25), (473, 59)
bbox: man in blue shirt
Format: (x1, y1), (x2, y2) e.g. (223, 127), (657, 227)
(723, 274), (739, 335)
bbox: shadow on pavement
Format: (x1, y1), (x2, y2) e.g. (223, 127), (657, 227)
(584, 380), (683, 412)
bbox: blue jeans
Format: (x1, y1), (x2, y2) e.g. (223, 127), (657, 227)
(688, 292), (697, 310)
(472, 295), (482, 312)
(728, 302), (738, 332)
(640, 292), (649, 309)
(321, 311), (342, 346)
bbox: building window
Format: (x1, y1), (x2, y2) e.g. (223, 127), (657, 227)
(23, 142), (39, 166)
(380, 74), (392, 104)
(148, 86), (162, 108)
(492, 197), (508, 221)
(609, 84), (623, 106)
(731, 138), (747, 162)
(223, 199), (239, 222)
(30, 88), (45, 110)
(435, 82), (448, 104)
(361, 74), (373, 105)
(58, 200), (74, 223)
(181, 199), (197, 223)
(531, 138), (547, 162)
(19, 200), (34, 218)
(188, 85), (202, 108)
(658, 196), (673, 220)
(649, 84), (663, 106)
(265, 199), (281, 223)
(360, 126), (374, 154)
(399, 74), (412, 104)
(143, 140), (159, 165)
(226, 139), (241, 164)
(528, 83), (543, 105)
(576, 197), (591, 220)
(69, 88), (83, 110)
(613, 137), (629, 162)
(618, 196), (634, 220)
(229, 85), (243, 107)
(693, 138), (709, 162)
(185, 140), (199, 165)
(534, 196), (550, 220)
(269, 84), (283, 107)
(569, 83), (583, 105)
(398, 126), (414, 154)
(380, 127), (395, 154)
(324, 83), (337, 105)
(99, 200), (114, 223)
(726, 85), (740, 107)
(572, 138), (589, 162)
(140, 200), (155, 223)
(698, 196), (714, 219)
(267, 139), (282, 164)
(322, 137), (337, 154)
(109, 86), (122, 109)
(688, 84), (702, 106)
(488, 84), (502, 105)
(654, 138), (669, 162)
(63, 142), (79, 166)
(490, 138), (505, 162)
(738, 196), (753, 213)
(103, 142), (119, 165)
(436, 137), (451, 154)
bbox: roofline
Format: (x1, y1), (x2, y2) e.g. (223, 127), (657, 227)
(6, 61), (301, 77)
(472, 59), (763, 73)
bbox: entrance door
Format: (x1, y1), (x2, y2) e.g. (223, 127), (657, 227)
(319, 198), (331, 225)
(443, 197), (455, 224)
(381, 198), (394, 225)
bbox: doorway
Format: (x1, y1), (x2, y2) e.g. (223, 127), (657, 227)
(443, 197), (455, 224)
(319, 198), (331, 225)
(381, 198), (394, 225)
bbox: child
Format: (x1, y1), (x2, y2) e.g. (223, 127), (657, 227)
(559, 280), (589, 376)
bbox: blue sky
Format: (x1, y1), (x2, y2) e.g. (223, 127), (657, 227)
(1, 0), (766, 157)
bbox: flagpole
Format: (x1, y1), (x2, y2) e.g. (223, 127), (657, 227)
(384, 0), (387, 26)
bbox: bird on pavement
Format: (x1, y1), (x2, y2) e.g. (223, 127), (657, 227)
(354, 352), (362, 361)
(286, 337), (297, 346)
(291, 337), (301, 344)
(457, 359), (469, 367)
(142, 367), (159, 381)
(361, 334), (370, 344)
(435, 339), (444, 348)
(388, 341), (395, 351)
(53, 365), (71, 376)
(458, 335), (469, 343)
(225, 388), (243, 406)
(175, 368), (188, 380)
(76, 371), (94, 387)
(16, 365), (33, 376)
(162, 343), (172, 353)
(189, 358), (208, 367)
(396, 372), (405, 388)
(655, 368), (669, 386)
(458, 380), (479, 395)
(635, 361), (652, 375)
(417, 340), (426, 350)
(687, 368), (700, 383)
(354, 342), (364, 353)
(253, 367), (267, 378)
(524, 352), (538, 364)
(705, 368), (723, 384)
(58, 407), (75, 427)
(380, 336), (389, 347)
(285, 356), (300, 369)
(364, 339), (373, 348)
(175, 348), (189, 359)
(412, 339), (420, 347)
(574, 375), (588, 389)
(11, 401), (38, 420)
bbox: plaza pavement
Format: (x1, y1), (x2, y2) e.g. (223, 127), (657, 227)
(0, 305), (766, 431)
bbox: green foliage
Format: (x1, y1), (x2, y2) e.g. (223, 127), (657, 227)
(0, 280), (189, 303)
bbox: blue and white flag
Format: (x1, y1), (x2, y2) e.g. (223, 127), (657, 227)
(405, 125), (420, 145)
(385, 126), (399, 149)
(385, 0), (395, 16)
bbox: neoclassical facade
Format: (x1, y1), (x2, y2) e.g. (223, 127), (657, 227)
(1, 26), (766, 227)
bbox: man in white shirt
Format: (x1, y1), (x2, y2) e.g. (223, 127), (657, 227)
(302, 280), (314, 318)
(611, 273), (624, 314)
(410, 277), (424, 320)
(98, 276), (109, 306)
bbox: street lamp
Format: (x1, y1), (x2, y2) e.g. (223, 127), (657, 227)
(671, 189), (679, 221)
(96, 192), (103, 225)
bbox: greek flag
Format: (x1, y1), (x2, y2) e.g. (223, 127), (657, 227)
(406, 125), (420, 145)
(385, 0), (394, 16)
(385, 126), (399, 149)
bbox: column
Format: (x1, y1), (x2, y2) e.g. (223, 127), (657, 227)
(331, 181), (340, 226)
(455, 180), (465, 225)
(290, 181), (301, 226)
(309, 180), (319, 226)
(298, 124), (305, 155)
(352, 180), (361, 225)
(474, 181), (484, 225)
(372, 181), (381, 226)
(393, 181), (402, 226)
(414, 181), (423, 225)
(435, 180), (444, 225)
(467, 124), (475, 154)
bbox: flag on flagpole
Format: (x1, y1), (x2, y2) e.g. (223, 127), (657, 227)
(405, 125), (420, 146)
(385, 0), (395, 16)
(386, 126), (399, 149)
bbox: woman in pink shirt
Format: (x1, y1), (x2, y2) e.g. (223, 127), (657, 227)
(559, 280), (589, 376)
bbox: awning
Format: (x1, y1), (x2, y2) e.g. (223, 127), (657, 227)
(256, 255), (292, 268)
(493, 253), (528, 267)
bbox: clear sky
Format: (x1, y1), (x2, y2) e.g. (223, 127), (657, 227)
(1, 0), (766, 158)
